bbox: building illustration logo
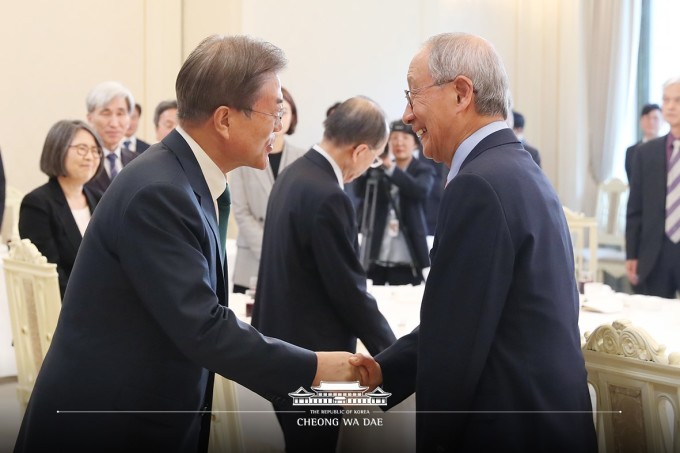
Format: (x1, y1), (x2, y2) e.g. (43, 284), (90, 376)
(289, 381), (391, 406)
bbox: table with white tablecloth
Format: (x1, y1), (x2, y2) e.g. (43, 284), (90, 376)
(226, 283), (680, 452)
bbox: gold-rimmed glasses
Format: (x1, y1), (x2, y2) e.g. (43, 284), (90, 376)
(244, 108), (287, 126)
(404, 78), (477, 109)
(69, 144), (102, 159)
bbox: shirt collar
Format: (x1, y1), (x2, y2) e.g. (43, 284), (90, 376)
(313, 144), (344, 189)
(447, 121), (509, 185)
(176, 126), (227, 205)
(103, 146), (122, 157)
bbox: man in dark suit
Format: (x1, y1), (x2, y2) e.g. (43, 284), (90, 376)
(14, 35), (363, 453)
(252, 97), (397, 452)
(626, 78), (680, 298)
(123, 103), (151, 153)
(512, 110), (542, 167)
(84, 81), (139, 197)
(355, 120), (433, 285)
(624, 103), (662, 182)
(351, 32), (596, 452)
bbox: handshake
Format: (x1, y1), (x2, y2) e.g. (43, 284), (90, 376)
(314, 352), (382, 389)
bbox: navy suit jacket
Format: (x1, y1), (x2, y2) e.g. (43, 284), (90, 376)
(136, 138), (151, 153)
(375, 128), (596, 452)
(252, 150), (396, 355)
(354, 157), (433, 272)
(85, 148), (138, 197)
(15, 130), (317, 452)
(626, 135), (668, 282)
(18, 178), (99, 297)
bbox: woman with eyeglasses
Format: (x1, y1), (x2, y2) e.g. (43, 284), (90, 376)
(230, 87), (306, 294)
(19, 120), (103, 297)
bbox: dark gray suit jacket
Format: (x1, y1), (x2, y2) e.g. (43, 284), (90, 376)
(19, 178), (99, 297)
(14, 130), (317, 452)
(626, 135), (668, 282)
(375, 128), (596, 452)
(252, 149), (396, 356)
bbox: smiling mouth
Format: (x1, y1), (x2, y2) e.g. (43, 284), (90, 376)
(416, 128), (427, 138)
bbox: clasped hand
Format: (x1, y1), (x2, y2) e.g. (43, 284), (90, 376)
(313, 352), (383, 390)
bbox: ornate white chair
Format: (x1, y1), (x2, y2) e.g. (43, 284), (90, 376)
(563, 206), (598, 281)
(1, 186), (24, 243)
(209, 375), (244, 453)
(4, 238), (61, 412)
(594, 178), (629, 282)
(583, 319), (680, 453)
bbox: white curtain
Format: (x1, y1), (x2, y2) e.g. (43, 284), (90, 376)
(583, 0), (641, 188)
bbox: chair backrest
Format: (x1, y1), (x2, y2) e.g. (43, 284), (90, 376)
(595, 178), (629, 249)
(563, 206), (599, 280)
(583, 319), (680, 453)
(4, 238), (61, 412)
(1, 186), (24, 243)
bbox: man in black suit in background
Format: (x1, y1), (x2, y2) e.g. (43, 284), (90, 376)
(512, 110), (541, 167)
(253, 96), (397, 452)
(624, 103), (662, 182)
(123, 103), (150, 153)
(626, 78), (680, 298)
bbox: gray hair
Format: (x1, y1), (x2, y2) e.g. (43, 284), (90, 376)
(663, 76), (680, 91)
(40, 120), (104, 179)
(154, 99), (178, 128)
(85, 81), (135, 114)
(425, 33), (510, 118)
(322, 96), (389, 149)
(176, 35), (287, 123)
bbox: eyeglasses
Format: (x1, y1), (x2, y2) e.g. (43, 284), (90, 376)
(404, 77), (477, 109)
(69, 144), (102, 158)
(244, 108), (287, 126)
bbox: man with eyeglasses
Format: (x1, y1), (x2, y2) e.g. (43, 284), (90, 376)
(351, 32), (597, 452)
(84, 81), (139, 197)
(15, 35), (366, 453)
(252, 96), (397, 452)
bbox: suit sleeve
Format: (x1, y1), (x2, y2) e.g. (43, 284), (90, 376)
(230, 168), (265, 256)
(19, 193), (69, 293)
(311, 192), (396, 355)
(116, 183), (317, 404)
(387, 162), (433, 202)
(626, 149), (642, 259)
(375, 326), (419, 408)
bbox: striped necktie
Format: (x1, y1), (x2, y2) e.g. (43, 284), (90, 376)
(665, 139), (680, 243)
(217, 186), (231, 258)
(106, 153), (118, 180)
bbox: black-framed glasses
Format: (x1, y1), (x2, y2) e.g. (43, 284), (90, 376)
(244, 108), (287, 125)
(69, 144), (102, 158)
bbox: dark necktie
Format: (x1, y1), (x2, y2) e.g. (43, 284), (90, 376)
(217, 185), (231, 259)
(106, 153), (118, 180)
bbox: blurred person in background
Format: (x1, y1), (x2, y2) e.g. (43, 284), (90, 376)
(19, 120), (103, 297)
(85, 81), (138, 196)
(355, 120), (432, 285)
(230, 87), (305, 293)
(154, 99), (178, 141)
(123, 102), (150, 153)
(625, 103), (662, 181)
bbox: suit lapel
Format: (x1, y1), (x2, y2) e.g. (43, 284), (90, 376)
(48, 178), (83, 252)
(162, 130), (228, 305)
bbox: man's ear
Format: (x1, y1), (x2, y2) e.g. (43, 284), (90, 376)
(453, 75), (475, 108)
(352, 143), (369, 162)
(213, 106), (231, 138)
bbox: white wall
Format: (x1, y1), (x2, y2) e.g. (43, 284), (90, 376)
(0, 0), (590, 211)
